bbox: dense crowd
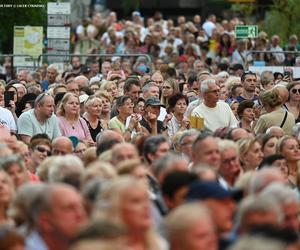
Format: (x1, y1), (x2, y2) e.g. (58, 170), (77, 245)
(1, 9), (300, 250)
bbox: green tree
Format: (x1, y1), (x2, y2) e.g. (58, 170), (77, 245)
(0, 0), (48, 54)
(264, 0), (300, 44)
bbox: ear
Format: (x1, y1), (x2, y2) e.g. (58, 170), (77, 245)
(38, 212), (52, 232)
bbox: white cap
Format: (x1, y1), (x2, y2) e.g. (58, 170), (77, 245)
(79, 94), (89, 104)
(89, 76), (101, 85)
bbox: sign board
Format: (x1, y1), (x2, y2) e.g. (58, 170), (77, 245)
(47, 27), (70, 39)
(13, 26), (43, 67)
(48, 39), (70, 50)
(48, 14), (70, 26)
(235, 25), (258, 38)
(47, 2), (71, 14)
(47, 50), (70, 62)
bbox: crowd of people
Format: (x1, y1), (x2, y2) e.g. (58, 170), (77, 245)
(1, 9), (300, 250)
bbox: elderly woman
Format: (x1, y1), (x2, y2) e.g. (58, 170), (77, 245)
(57, 92), (93, 145)
(284, 81), (300, 123)
(237, 137), (264, 172)
(95, 91), (113, 130)
(83, 95), (104, 142)
(167, 93), (189, 138)
(254, 88), (295, 135)
(276, 135), (300, 186)
(0, 154), (28, 189)
(96, 176), (165, 250)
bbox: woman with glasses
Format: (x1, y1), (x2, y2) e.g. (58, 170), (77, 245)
(161, 78), (180, 107)
(57, 92), (93, 146)
(284, 82), (300, 123)
(82, 95), (104, 142)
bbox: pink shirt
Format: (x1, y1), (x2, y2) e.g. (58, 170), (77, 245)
(57, 116), (91, 141)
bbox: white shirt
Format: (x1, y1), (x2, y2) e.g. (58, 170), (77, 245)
(0, 107), (17, 132)
(202, 21), (216, 37)
(191, 101), (238, 132)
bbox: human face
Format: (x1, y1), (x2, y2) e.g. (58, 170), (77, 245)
(151, 74), (163, 87)
(162, 82), (174, 97)
(66, 82), (80, 96)
(263, 137), (278, 158)
(38, 96), (55, 119)
(46, 186), (87, 238)
(174, 98), (187, 115)
(86, 98), (102, 118)
(6, 163), (26, 188)
(204, 198), (235, 234)
(242, 107), (255, 123)
(145, 105), (160, 119)
(182, 218), (217, 250)
(219, 86), (228, 101)
(100, 97), (111, 113)
(219, 148), (241, 180)
(118, 98), (134, 116)
(32, 144), (51, 164)
(282, 139), (300, 162)
(16, 85), (26, 99)
(243, 75), (256, 93)
(64, 96), (80, 116)
(120, 185), (152, 232)
(74, 142), (87, 157)
(47, 68), (57, 84)
(107, 84), (118, 99)
(127, 85), (141, 102)
(7, 87), (18, 103)
(181, 135), (197, 160)
(204, 83), (220, 106)
(230, 103), (238, 118)
(193, 137), (220, 170)
(113, 144), (138, 165)
(289, 85), (300, 102)
(0, 172), (13, 205)
(90, 84), (100, 93)
(243, 142), (264, 170)
(154, 142), (170, 159)
(145, 86), (159, 99)
(273, 159), (289, 178)
(134, 101), (145, 115)
(283, 202), (299, 233)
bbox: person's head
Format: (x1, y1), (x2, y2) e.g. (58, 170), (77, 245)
(142, 82), (160, 99)
(165, 203), (217, 250)
(17, 69), (29, 82)
(95, 91), (113, 114)
(0, 170), (15, 209)
(53, 84), (67, 96)
(241, 71), (257, 93)
(100, 81), (118, 99)
(95, 130), (124, 156)
(123, 77), (141, 102)
(179, 129), (200, 160)
(258, 155), (288, 178)
(66, 79), (80, 96)
(143, 135), (170, 165)
(133, 97), (145, 115)
(276, 136), (300, 163)
(115, 96), (134, 117)
(57, 92), (80, 119)
(34, 93), (55, 120)
(84, 95), (102, 118)
(71, 56), (81, 70)
(201, 78), (220, 107)
(286, 81), (300, 103)
(151, 71), (164, 87)
(47, 64), (59, 84)
(237, 100), (255, 122)
(0, 154), (28, 189)
(117, 159), (148, 182)
(30, 138), (52, 167)
(259, 88), (282, 111)
(35, 183), (87, 243)
(162, 78), (179, 99)
(218, 139), (241, 184)
(144, 97), (163, 120)
(111, 143), (139, 166)
(52, 136), (73, 155)
(237, 137), (264, 171)
(101, 61), (112, 77)
(260, 71), (275, 90)
(260, 134), (278, 158)
(266, 126), (284, 138)
(192, 133), (220, 171)
(186, 181), (236, 234)
(74, 75), (89, 89)
(168, 93), (188, 115)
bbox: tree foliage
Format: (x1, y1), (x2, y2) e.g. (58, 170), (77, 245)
(264, 0), (300, 43)
(0, 0), (48, 54)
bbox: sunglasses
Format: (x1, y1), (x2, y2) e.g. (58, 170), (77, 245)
(35, 92), (51, 104)
(291, 88), (300, 94)
(35, 146), (51, 156)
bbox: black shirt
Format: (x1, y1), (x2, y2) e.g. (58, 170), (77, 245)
(140, 117), (164, 134)
(83, 117), (103, 142)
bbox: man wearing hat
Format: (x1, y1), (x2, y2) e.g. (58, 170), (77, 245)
(186, 181), (237, 250)
(140, 97), (169, 135)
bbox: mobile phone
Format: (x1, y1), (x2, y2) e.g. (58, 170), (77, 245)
(4, 91), (14, 107)
(284, 71), (291, 77)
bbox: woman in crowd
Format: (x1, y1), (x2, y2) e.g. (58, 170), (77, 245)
(276, 135), (300, 186)
(0, 155), (28, 189)
(167, 93), (189, 138)
(161, 78), (180, 107)
(97, 176), (165, 250)
(134, 98), (146, 117)
(284, 81), (300, 122)
(237, 100), (255, 131)
(99, 81), (119, 100)
(255, 88), (295, 135)
(83, 95), (104, 142)
(96, 91), (113, 130)
(237, 137), (264, 172)
(0, 170), (15, 225)
(259, 133), (278, 158)
(57, 92), (93, 145)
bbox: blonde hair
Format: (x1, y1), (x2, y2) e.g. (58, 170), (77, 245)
(161, 78), (180, 106)
(259, 88), (282, 108)
(276, 135), (296, 154)
(57, 92), (80, 119)
(95, 90), (113, 103)
(237, 137), (259, 163)
(99, 81), (117, 94)
(116, 159), (143, 175)
(83, 161), (117, 183)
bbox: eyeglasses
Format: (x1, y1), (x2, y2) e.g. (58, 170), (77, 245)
(35, 146), (51, 156)
(163, 86), (172, 89)
(223, 156), (238, 165)
(291, 88), (300, 94)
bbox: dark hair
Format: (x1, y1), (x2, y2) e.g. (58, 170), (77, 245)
(257, 154), (285, 170)
(115, 95), (131, 109)
(143, 135), (169, 164)
(260, 133), (277, 150)
(168, 93), (189, 110)
(241, 71), (256, 82)
(237, 100), (254, 119)
(64, 72), (78, 82)
(187, 73), (197, 86)
(96, 139), (120, 156)
(273, 72), (283, 80)
(192, 131), (214, 150)
(15, 93), (37, 117)
(124, 77), (140, 92)
(162, 171), (198, 199)
(54, 92), (66, 106)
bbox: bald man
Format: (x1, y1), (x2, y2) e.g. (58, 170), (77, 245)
(111, 143), (139, 166)
(52, 136), (73, 155)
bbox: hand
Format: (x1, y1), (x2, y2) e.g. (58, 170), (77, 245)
(180, 118), (190, 129)
(164, 113), (173, 123)
(148, 111), (157, 123)
(129, 113), (140, 129)
(8, 100), (16, 113)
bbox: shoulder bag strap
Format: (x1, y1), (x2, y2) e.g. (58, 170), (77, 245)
(280, 111), (288, 128)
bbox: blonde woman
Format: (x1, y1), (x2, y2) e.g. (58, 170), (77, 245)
(57, 92), (93, 144)
(237, 137), (264, 172)
(99, 80), (119, 100)
(96, 176), (166, 250)
(161, 78), (180, 107)
(95, 91), (113, 130)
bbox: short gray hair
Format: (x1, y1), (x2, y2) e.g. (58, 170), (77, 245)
(142, 82), (157, 94)
(200, 77), (217, 94)
(218, 139), (238, 154)
(179, 129), (199, 146)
